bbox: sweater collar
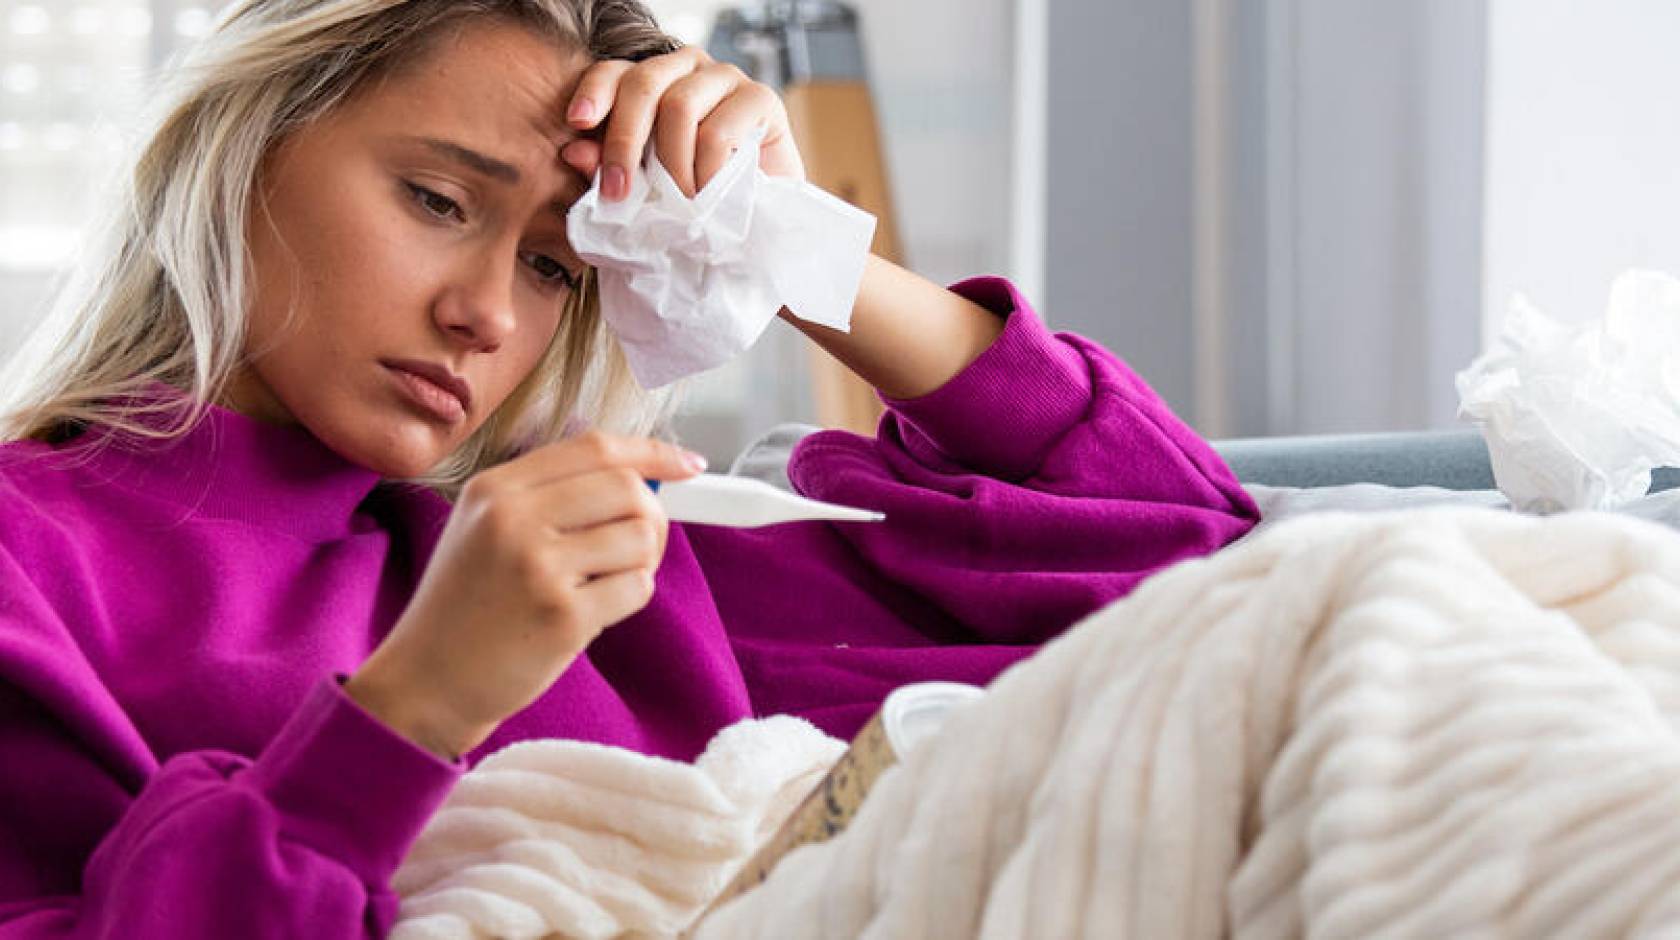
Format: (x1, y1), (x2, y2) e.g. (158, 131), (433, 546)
(68, 387), (389, 542)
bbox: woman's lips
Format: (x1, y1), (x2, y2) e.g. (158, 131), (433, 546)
(385, 364), (467, 424)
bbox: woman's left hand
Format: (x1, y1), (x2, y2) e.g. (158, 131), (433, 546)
(560, 46), (805, 201)
(559, 46), (1003, 403)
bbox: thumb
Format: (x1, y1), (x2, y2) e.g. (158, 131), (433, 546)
(563, 138), (603, 179)
(634, 437), (708, 485)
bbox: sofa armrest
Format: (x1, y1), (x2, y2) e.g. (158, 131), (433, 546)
(1211, 430), (1495, 491)
(1214, 429), (1680, 494)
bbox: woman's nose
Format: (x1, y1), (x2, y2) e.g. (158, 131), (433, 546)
(434, 258), (518, 353)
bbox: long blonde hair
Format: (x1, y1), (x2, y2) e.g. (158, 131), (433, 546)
(0, 0), (683, 498)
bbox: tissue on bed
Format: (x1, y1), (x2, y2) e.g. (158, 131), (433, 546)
(1456, 269), (1680, 513)
(567, 128), (876, 389)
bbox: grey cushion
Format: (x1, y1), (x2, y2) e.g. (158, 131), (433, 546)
(727, 422), (819, 493)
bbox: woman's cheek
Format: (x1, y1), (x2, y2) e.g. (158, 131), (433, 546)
(505, 304), (565, 388)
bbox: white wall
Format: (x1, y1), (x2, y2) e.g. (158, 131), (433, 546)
(1045, 0), (1196, 418)
(1276, 0), (1485, 434)
(1483, 0), (1680, 336)
(1051, 0), (1486, 437)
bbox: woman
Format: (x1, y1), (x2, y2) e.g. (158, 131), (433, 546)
(0, 0), (1257, 935)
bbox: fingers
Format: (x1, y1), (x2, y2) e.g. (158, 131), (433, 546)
(567, 49), (710, 201)
(654, 63), (754, 197)
(600, 56), (693, 197)
(561, 137), (602, 179)
(553, 513), (665, 632)
(527, 466), (660, 530)
(562, 49), (783, 201)
(564, 58), (635, 196)
(691, 82), (782, 196)
(471, 431), (706, 497)
(557, 514), (666, 585)
(488, 513), (660, 651)
(565, 59), (634, 131)
(575, 566), (658, 629)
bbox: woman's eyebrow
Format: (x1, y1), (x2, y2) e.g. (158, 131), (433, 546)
(407, 136), (522, 185)
(397, 134), (582, 219)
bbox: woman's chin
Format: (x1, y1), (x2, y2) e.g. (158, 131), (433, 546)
(362, 450), (444, 480)
(317, 419), (459, 480)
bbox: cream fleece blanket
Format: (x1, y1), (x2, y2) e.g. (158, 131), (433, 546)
(395, 507), (1680, 938)
(390, 716), (845, 938)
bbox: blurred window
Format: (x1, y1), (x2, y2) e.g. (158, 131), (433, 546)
(0, 1), (220, 358)
(0, 1), (216, 274)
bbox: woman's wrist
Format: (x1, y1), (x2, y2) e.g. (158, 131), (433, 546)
(780, 254), (1005, 400)
(344, 658), (492, 762)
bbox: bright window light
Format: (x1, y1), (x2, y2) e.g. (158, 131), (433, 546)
(0, 2), (162, 278)
(42, 123), (81, 152)
(665, 13), (708, 46)
(174, 7), (213, 38)
(0, 225), (82, 271)
(3, 65), (41, 96)
(70, 7), (105, 36)
(62, 66), (94, 95)
(9, 5), (50, 37)
(117, 7), (151, 37)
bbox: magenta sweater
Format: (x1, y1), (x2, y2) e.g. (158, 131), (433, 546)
(0, 278), (1256, 936)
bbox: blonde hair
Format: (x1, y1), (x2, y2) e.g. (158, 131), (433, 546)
(0, 0), (683, 498)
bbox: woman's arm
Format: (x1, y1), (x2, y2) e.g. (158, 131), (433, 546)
(776, 254), (1006, 400)
(0, 531), (460, 938)
(0, 673), (459, 939)
(560, 48), (1005, 401)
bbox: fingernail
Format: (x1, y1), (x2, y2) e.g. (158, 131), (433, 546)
(567, 97), (595, 124)
(604, 164), (628, 201)
(683, 450), (708, 473)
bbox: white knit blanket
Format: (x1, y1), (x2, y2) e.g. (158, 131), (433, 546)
(395, 507), (1680, 938)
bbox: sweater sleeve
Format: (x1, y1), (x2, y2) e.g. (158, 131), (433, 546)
(785, 276), (1260, 645)
(0, 542), (462, 938)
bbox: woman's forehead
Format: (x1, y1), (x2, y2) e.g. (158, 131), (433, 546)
(355, 18), (590, 154)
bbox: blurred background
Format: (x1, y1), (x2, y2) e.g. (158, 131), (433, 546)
(1, 0), (1677, 466)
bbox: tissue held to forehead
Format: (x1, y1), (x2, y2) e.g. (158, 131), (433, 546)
(566, 128), (876, 388)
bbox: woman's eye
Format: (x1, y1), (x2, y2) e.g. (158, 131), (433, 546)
(405, 182), (463, 222)
(522, 251), (580, 291)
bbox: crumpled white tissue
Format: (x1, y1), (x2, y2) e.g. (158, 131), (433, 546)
(1456, 269), (1680, 513)
(567, 127), (876, 388)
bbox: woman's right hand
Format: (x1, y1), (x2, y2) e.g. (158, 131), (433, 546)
(344, 431), (707, 760)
